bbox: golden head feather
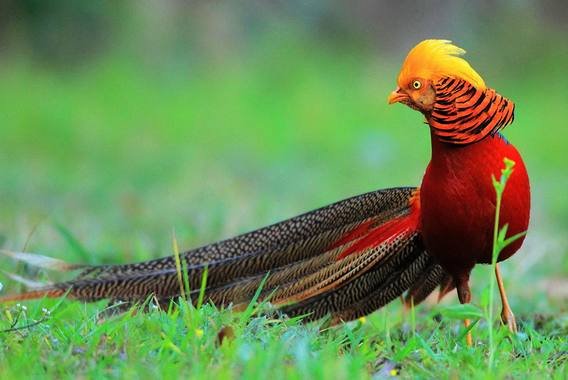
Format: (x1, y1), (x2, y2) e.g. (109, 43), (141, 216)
(397, 39), (486, 90)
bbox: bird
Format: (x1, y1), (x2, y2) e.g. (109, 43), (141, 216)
(0, 40), (530, 344)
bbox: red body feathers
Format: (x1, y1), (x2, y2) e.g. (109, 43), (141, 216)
(336, 132), (530, 283)
(420, 133), (530, 280)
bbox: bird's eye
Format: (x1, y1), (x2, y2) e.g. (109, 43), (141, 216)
(412, 80), (422, 89)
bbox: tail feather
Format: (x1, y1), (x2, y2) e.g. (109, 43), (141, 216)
(199, 242), (346, 305)
(1, 271), (52, 289)
(78, 188), (414, 280)
(270, 233), (413, 306)
(0, 250), (85, 272)
(0, 288), (65, 302)
(0, 187), (448, 323)
(279, 233), (423, 321)
(331, 252), (432, 322)
(404, 264), (445, 307)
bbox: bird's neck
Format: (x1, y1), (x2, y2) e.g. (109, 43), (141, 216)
(427, 131), (507, 173)
(428, 131), (466, 173)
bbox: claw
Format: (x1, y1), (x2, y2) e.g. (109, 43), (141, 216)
(501, 307), (518, 333)
(495, 264), (518, 334)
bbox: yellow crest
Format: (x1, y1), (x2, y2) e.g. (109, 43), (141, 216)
(397, 39), (486, 90)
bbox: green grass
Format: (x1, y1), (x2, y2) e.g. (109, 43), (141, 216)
(0, 40), (567, 378)
(0, 297), (565, 379)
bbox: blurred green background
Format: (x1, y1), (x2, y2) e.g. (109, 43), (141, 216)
(0, 1), (567, 311)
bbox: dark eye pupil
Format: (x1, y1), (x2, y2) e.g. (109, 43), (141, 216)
(414, 81), (420, 88)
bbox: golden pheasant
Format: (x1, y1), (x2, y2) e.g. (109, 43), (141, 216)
(0, 40), (530, 342)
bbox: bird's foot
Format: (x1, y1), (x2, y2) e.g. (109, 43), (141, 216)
(464, 318), (473, 347)
(501, 307), (518, 333)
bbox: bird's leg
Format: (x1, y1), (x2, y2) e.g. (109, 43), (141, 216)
(495, 264), (517, 333)
(456, 277), (473, 347)
(437, 274), (456, 302)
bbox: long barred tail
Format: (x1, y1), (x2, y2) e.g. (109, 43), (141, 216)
(0, 187), (450, 322)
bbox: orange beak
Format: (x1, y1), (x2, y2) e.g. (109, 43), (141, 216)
(388, 87), (409, 105)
